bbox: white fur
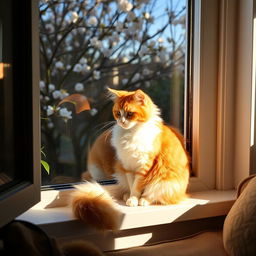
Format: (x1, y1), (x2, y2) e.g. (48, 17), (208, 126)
(111, 106), (162, 172)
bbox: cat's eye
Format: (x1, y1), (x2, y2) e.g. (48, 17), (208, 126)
(116, 111), (121, 117)
(126, 112), (134, 119)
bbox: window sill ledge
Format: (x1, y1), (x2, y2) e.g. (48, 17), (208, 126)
(17, 189), (236, 229)
(17, 189), (236, 251)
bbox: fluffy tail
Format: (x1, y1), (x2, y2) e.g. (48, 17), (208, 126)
(71, 182), (124, 231)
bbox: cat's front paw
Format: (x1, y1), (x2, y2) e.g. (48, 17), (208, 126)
(139, 197), (150, 206)
(126, 196), (139, 207)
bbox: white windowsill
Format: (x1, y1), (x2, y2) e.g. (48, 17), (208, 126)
(18, 188), (236, 229)
(17, 188), (236, 251)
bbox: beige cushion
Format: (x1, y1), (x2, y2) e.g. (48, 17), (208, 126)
(223, 176), (256, 255)
(106, 231), (227, 256)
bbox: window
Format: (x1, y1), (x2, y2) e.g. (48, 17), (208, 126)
(39, 0), (189, 186)
(6, 0), (256, 251)
(1, 0), (255, 242)
(38, 0), (255, 190)
(0, 0), (40, 227)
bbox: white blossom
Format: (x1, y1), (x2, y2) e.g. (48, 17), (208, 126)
(124, 27), (133, 37)
(158, 37), (164, 43)
(116, 22), (124, 32)
(45, 96), (50, 102)
(102, 48), (112, 57)
(60, 90), (69, 99)
(39, 81), (45, 91)
(73, 63), (83, 73)
(45, 23), (54, 33)
(66, 46), (73, 52)
(55, 61), (64, 69)
(107, 5), (112, 13)
(48, 83), (55, 92)
(93, 70), (101, 80)
(122, 78), (128, 84)
(74, 82), (84, 92)
(42, 36), (47, 42)
(109, 33), (120, 46)
(144, 12), (150, 20)
(79, 57), (87, 64)
(132, 19), (143, 31)
(122, 56), (129, 63)
(134, 32), (142, 41)
(78, 27), (86, 33)
(154, 55), (161, 63)
(118, 0), (133, 12)
(90, 37), (102, 48)
(46, 49), (52, 56)
(142, 68), (151, 76)
(90, 108), (98, 116)
(132, 73), (140, 82)
(145, 81), (151, 88)
(70, 11), (79, 23)
(127, 11), (136, 22)
(173, 15), (186, 27)
(47, 105), (54, 116)
(74, 41), (80, 48)
(59, 107), (72, 120)
(139, 45), (148, 57)
(82, 64), (91, 72)
(87, 16), (98, 26)
(47, 122), (54, 129)
(159, 50), (167, 63)
(149, 40), (156, 48)
(52, 90), (62, 99)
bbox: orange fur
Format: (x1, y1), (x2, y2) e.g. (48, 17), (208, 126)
(72, 183), (123, 230)
(86, 129), (115, 180)
(72, 89), (190, 230)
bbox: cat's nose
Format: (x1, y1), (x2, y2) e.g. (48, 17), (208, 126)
(120, 117), (126, 123)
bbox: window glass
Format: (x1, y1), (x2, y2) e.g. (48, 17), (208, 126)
(39, 0), (187, 185)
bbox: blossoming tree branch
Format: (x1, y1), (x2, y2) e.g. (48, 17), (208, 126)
(39, 0), (186, 184)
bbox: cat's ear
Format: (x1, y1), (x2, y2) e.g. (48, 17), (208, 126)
(134, 89), (146, 105)
(107, 88), (126, 101)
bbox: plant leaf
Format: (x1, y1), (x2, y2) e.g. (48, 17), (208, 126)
(41, 160), (50, 175)
(41, 149), (46, 158)
(58, 94), (90, 114)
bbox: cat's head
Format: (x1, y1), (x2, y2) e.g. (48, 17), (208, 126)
(108, 88), (155, 129)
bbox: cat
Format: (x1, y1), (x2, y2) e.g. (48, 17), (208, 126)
(72, 88), (190, 230)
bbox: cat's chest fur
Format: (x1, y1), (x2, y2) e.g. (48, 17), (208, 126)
(111, 120), (161, 171)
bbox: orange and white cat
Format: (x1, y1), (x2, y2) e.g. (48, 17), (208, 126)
(72, 88), (190, 230)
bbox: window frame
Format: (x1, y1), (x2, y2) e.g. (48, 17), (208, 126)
(0, 0), (40, 228)
(250, 0), (256, 174)
(189, 0), (219, 191)
(17, 0), (256, 251)
(233, 0), (254, 186)
(3, 1), (255, 252)
(190, 0), (254, 191)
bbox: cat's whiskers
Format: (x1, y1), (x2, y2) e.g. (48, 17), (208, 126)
(93, 121), (115, 136)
